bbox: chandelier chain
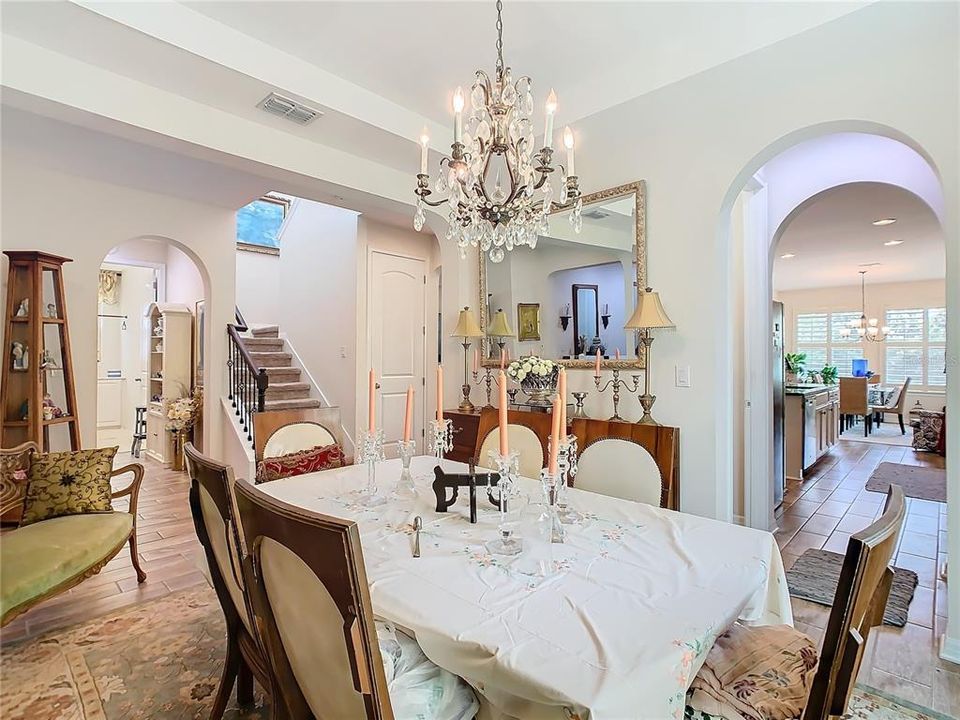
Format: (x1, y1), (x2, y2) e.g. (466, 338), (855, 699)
(495, 0), (504, 79)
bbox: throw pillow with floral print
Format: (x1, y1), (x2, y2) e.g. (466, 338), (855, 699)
(20, 446), (118, 526)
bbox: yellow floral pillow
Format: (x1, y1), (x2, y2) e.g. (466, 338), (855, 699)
(20, 447), (118, 526)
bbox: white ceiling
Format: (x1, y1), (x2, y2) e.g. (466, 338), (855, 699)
(183, 1), (865, 124)
(773, 182), (945, 291)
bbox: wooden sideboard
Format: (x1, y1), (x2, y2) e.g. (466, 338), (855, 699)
(442, 409), (482, 464)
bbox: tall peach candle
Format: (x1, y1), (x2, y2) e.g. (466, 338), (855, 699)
(615, 348), (621, 360)
(500, 347), (505, 370)
(402, 386), (414, 442)
(594, 349), (601, 378)
(558, 366), (567, 432)
(498, 371), (509, 456)
(473, 347), (479, 374)
(548, 393), (562, 475)
(436, 365), (443, 421)
(368, 369), (376, 432)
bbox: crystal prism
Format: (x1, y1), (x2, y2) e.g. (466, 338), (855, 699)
(413, 200), (425, 232)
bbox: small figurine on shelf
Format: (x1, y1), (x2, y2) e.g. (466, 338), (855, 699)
(40, 349), (58, 370)
(15, 299), (28, 317)
(155, 342), (163, 353)
(42, 394), (64, 420)
(19, 400), (28, 421)
(11, 342), (28, 371)
(44, 303), (57, 319)
(154, 317), (165, 337)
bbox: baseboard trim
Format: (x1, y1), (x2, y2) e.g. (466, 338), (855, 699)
(939, 632), (960, 666)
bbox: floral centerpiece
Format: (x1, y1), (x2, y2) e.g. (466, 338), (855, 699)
(163, 386), (202, 471)
(506, 355), (559, 405)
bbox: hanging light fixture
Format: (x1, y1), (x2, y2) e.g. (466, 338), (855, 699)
(413, 0), (584, 262)
(840, 270), (890, 343)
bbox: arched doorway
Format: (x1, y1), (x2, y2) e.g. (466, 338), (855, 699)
(96, 236), (210, 464)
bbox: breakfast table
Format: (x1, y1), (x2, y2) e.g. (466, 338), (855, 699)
(259, 455), (792, 720)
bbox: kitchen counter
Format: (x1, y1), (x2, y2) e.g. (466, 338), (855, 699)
(785, 384), (831, 396)
(785, 384), (840, 481)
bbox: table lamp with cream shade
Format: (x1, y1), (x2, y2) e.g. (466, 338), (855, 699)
(452, 306), (485, 412)
(624, 287), (675, 425)
(487, 308), (515, 359)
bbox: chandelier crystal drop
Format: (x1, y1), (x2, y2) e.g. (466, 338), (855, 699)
(413, 0), (584, 262)
(839, 270), (890, 343)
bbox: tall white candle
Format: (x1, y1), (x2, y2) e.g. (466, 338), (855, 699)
(419, 126), (430, 175)
(402, 386), (414, 442)
(543, 89), (557, 150)
(563, 126), (575, 177)
(453, 87), (465, 144)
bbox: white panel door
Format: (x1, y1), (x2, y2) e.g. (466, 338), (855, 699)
(369, 251), (426, 452)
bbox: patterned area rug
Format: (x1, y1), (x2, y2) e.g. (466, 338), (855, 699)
(0, 585), (944, 719)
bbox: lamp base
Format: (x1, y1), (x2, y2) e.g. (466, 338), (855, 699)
(459, 384), (475, 413)
(637, 393), (659, 425)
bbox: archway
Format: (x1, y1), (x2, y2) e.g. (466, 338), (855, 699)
(95, 235), (211, 463)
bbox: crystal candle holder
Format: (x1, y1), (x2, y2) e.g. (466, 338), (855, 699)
(485, 451), (522, 556)
(357, 428), (387, 507)
(429, 418), (453, 461)
(540, 468), (565, 544)
(394, 439), (418, 499)
(556, 434), (582, 524)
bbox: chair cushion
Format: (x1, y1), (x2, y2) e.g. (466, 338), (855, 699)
(20, 447), (118, 526)
(256, 443), (345, 484)
(686, 623), (818, 720)
(1, 512), (133, 622)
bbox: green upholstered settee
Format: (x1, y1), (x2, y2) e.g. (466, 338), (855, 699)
(0, 442), (147, 627)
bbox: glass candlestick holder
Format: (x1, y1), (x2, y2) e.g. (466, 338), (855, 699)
(394, 439), (418, 499)
(485, 451), (522, 556)
(555, 434), (582, 524)
(540, 468), (565, 544)
(429, 418), (453, 460)
(357, 428), (387, 507)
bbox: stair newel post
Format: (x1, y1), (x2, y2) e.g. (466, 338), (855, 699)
(256, 369), (268, 413)
(228, 339), (235, 405)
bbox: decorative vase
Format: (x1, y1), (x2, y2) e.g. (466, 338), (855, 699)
(171, 430), (185, 471)
(519, 369), (559, 405)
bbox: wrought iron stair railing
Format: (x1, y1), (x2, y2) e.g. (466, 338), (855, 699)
(227, 306), (268, 444)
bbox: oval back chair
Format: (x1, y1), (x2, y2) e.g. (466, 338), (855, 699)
(575, 438), (663, 506)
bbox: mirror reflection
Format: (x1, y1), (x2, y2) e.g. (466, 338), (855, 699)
(480, 182), (645, 367)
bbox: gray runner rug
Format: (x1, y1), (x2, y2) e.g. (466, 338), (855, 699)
(865, 462), (946, 502)
(785, 549), (918, 627)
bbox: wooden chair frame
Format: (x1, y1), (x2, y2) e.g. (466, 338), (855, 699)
(0, 443), (146, 626)
(871, 377), (911, 435)
(0, 441), (39, 522)
(184, 442), (271, 718)
(253, 407), (345, 463)
(473, 407), (554, 469)
(570, 419), (680, 510)
(234, 478), (394, 720)
(839, 377), (872, 438)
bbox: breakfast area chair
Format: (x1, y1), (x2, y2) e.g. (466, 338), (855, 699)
(839, 377), (871, 437)
(686, 485), (906, 720)
(253, 407), (345, 462)
(871, 377), (911, 434)
(474, 407), (553, 479)
(184, 443), (271, 719)
(233, 479), (479, 720)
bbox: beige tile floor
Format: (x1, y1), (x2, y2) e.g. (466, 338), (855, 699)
(776, 438), (957, 715)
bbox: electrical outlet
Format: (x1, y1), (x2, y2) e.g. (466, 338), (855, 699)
(340, 346), (347, 358)
(676, 365), (691, 388)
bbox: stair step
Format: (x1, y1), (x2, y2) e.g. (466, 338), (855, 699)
(250, 351), (292, 368)
(263, 367), (301, 383)
(241, 337), (284, 350)
(250, 325), (280, 338)
(264, 398), (322, 411)
(265, 382), (311, 399)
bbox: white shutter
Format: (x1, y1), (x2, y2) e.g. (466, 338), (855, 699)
(927, 347), (946, 386)
(830, 311), (861, 343)
(886, 347), (922, 385)
(885, 309), (924, 341)
(796, 313), (828, 344)
(831, 347), (864, 373)
(801, 349), (828, 371)
(928, 308), (946, 343)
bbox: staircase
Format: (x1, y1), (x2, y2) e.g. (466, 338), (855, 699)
(240, 326), (321, 412)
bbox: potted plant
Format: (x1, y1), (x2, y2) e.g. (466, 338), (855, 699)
(506, 355), (558, 405)
(820, 365), (839, 385)
(784, 352), (806, 384)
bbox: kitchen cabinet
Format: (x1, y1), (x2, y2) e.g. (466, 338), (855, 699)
(785, 385), (840, 480)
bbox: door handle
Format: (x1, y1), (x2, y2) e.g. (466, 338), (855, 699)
(375, 383), (381, 390)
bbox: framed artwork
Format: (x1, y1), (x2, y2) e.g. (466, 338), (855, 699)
(517, 303), (541, 342)
(194, 300), (205, 388)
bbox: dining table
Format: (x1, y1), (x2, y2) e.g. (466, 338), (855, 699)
(259, 455), (792, 720)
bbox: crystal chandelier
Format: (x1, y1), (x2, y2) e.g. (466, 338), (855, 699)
(840, 270), (890, 342)
(413, 0), (584, 263)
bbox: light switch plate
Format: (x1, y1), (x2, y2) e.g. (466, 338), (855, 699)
(676, 365), (691, 388)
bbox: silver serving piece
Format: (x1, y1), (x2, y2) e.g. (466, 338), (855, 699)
(413, 515), (422, 558)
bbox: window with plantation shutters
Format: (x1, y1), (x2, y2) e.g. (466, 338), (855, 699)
(884, 307), (946, 389)
(795, 313), (827, 373)
(794, 311), (863, 375)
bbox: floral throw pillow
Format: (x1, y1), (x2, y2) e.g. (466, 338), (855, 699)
(256, 444), (345, 484)
(20, 447), (118, 526)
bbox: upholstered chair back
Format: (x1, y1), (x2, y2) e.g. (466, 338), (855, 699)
(184, 443), (252, 634)
(890, 377), (911, 412)
(234, 479), (394, 720)
(839, 377), (869, 415)
(803, 485), (905, 719)
(575, 438), (663, 506)
(254, 407), (345, 462)
(478, 425), (544, 479)
(264, 423), (336, 459)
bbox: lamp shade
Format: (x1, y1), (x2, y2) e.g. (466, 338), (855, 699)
(451, 306), (485, 338)
(624, 287), (675, 330)
(487, 308), (515, 338)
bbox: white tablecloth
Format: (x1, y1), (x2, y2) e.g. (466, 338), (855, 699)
(260, 456), (792, 720)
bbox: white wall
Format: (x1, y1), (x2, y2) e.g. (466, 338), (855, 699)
(235, 249), (281, 327)
(165, 244), (204, 310)
(0, 157), (236, 453)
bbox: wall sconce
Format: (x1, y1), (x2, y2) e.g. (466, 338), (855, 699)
(559, 303), (571, 331)
(601, 303), (611, 330)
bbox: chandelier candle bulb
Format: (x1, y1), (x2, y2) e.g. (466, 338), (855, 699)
(544, 89), (557, 149)
(563, 127), (575, 176)
(498, 371), (509, 456)
(403, 386), (414, 443)
(419, 127), (430, 174)
(368, 369), (376, 432)
(453, 87), (465, 143)
(473, 347), (479, 374)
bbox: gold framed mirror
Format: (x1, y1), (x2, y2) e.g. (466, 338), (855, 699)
(478, 180), (647, 369)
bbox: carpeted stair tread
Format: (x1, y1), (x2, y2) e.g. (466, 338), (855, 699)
(263, 398), (322, 411)
(250, 325), (279, 338)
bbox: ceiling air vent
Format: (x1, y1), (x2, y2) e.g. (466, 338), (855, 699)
(258, 92), (322, 126)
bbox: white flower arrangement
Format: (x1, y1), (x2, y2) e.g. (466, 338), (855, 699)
(163, 388), (201, 433)
(505, 355), (556, 382)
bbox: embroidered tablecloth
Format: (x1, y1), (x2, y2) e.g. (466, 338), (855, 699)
(260, 456), (792, 720)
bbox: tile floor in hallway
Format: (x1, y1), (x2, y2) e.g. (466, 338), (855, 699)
(776, 438), (957, 716)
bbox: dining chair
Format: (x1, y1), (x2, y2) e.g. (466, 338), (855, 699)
(570, 418), (679, 509)
(839, 377), (871, 437)
(686, 484), (905, 720)
(253, 407), (345, 462)
(184, 443), (272, 719)
(232, 478), (479, 720)
(474, 407), (553, 479)
(871, 377), (911, 434)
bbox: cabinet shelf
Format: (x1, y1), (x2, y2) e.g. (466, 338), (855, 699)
(43, 415), (76, 426)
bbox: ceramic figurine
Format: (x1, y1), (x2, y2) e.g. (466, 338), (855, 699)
(40, 349), (58, 369)
(15, 299), (28, 317)
(44, 303), (57, 318)
(11, 342), (28, 371)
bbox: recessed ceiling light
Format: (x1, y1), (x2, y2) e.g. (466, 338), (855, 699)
(883, 239), (904, 246)
(872, 218), (897, 226)
(780, 253), (796, 259)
